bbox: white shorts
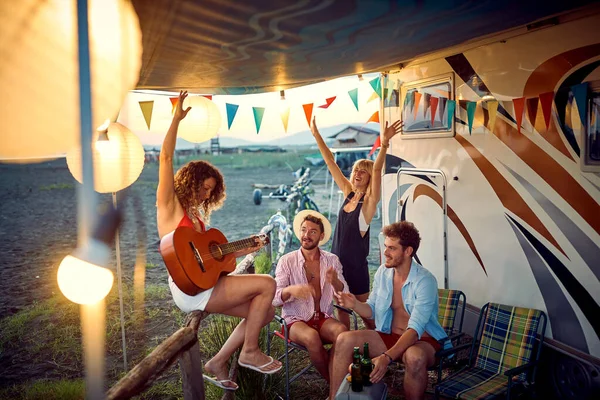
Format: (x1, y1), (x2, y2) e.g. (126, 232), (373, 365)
(168, 275), (214, 313)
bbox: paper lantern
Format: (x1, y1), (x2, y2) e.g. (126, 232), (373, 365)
(0, 0), (141, 163)
(66, 122), (145, 193)
(177, 96), (222, 143)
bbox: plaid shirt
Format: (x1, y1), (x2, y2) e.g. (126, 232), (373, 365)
(274, 248), (349, 326)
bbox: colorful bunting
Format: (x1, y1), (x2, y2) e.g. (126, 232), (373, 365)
(348, 89), (359, 111)
(280, 107), (290, 133)
(466, 101), (477, 135)
(202, 95), (213, 100)
(369, 136), (381, 157)
(413, 92), (422, 120)
(430, 97), (439, 126)
(369, 77), (382, 98)
(571, 82), (589, 126)
(438, 97), (448, 124)
(367, 111), (379, 123)
(513, 97), (525, 134)
(302, 103), (314, 127)
(410, 91), (416, 112)
(447, 100), (456, 128)
(538, 91), (554, 131)
(482, 104), (489, 127)
(318, 96), (337, 109)
(226, 103), (239, 130)
(252, 107), (265, 134)
(367, 91), (379, 103)
(423, 93), (431, 118)
(169, 97), (179, 114)
(526, 97), (539, 127)
(487, 100), (498, 131)
(138, 101), (154, 130)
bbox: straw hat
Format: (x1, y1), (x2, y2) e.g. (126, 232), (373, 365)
(293, 209), (332, 246)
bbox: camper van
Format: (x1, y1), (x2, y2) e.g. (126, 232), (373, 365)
(379, 8), (600, 399)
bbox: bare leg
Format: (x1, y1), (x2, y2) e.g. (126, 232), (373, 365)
(329, 330), (387, 399)
(402, 341), (436, 400)
(289, 322), (330, 381)
(205, 305), (275, 382)
(318, 318), (348, 384)
(205, 274), (281, 372)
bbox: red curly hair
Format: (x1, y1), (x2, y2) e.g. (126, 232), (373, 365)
(174, 160), (226, 224)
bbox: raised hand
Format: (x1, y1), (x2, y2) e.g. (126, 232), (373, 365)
(310, 116), (320, 137)
(325, 266), (338, 285)
(382, 119), (403, 144)
(334, 291), (356, 309)
(174, 90), (192, 122)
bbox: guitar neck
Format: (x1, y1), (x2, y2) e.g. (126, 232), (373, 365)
(219, 237), (256, 256)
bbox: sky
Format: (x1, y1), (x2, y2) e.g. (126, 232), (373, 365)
(117, 73), (382, 146)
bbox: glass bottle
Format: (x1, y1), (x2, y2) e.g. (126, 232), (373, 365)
(351, 346), (363, 392)
(361, 342), (373, 386)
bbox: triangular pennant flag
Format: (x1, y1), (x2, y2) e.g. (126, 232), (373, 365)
(410, 91), (416, 112)
(367, 91), (379, 103)
(348, 89), (359, 111)
(368, 136), (381, 157)
(280, 107), (290, 133)
(447, 100), (456, 128)
(369, 77), (382, 98)
(383, 88), (389, 100)
(538, 92), (554, 131)
(318, 96), (336, 109)
(423, 93), (431, 118)
(226, 103), (239, 130)
(513, 97), (525, 133)
(302, 103), (314, 127)
(169, 97), (179, 114)
(438, 97), (448, 123)
(430, 97), (439, 126)
(252, 107), (265, 134)
(466, 101), (477, 135)
(482, 103), (489, 128)
(413, 92), (422, 120)
(367, 111), (379, 123)
(571, 82), (589, 126)
(526, 97), (539, 128)
(139, 101), (154, 130)
(202, 95), (213, 100)
(487, 100), (498, 131)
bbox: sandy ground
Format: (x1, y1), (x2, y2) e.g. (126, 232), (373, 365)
(0, 158), (385, 391)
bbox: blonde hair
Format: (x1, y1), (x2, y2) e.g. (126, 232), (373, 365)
(174, 160), (226, 224)
(349, 159), (374, 195)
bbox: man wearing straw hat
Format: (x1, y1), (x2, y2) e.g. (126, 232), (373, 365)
(273, 210), (350, 382)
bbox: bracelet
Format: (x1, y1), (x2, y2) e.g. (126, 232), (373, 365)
(382, 352), (393, 364)
(381, 143), (389, 149)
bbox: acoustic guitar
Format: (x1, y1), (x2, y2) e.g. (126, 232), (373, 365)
(160, 227), (269, 296)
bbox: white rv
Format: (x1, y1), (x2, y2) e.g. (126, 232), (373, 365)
(379, 8), (600, 399)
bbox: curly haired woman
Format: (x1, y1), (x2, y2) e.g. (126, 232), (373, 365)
(157, 91), (282, 390)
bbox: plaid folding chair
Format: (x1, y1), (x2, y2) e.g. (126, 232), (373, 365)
(266, 305), (357, 400)
(438, 288), (466, 337)
(435, 302), (547, 400)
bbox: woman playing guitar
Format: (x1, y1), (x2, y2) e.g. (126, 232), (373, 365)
(157, 91), (282, 390)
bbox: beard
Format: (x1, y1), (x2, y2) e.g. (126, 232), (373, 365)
(301, 239), (319, 251)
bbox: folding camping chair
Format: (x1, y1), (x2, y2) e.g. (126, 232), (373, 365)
(266, 304), (358, 400)
(435, 302), (547, 399)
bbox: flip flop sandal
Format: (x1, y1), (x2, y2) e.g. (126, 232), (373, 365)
(202, 374), (239, 391)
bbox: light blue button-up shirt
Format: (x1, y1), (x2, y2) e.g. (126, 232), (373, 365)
(366, 259), (450, 348)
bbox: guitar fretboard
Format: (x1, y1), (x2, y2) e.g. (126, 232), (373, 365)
(219, 237), (256, 255)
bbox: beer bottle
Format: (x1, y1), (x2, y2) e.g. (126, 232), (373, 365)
(361, 342), (373, 386)
(351, 346), (363, 392)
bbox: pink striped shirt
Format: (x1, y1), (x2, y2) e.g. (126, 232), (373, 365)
(273, 248), (349, 325)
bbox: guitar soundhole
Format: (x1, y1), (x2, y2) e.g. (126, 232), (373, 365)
(209, 241), (224, 261)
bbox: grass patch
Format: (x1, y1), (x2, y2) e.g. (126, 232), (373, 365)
(39, 183), (75, 191)
(145, 262), (159, 269)
(253, 251), (272, 275)
(145, 284), (170, 301)
(0, 379), (85, 400)
(176, 150), (314, 171)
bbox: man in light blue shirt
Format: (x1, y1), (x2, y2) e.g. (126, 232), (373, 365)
(330, 221), (449, 400)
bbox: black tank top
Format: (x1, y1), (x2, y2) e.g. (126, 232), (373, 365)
(331, 192), (370, 294)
